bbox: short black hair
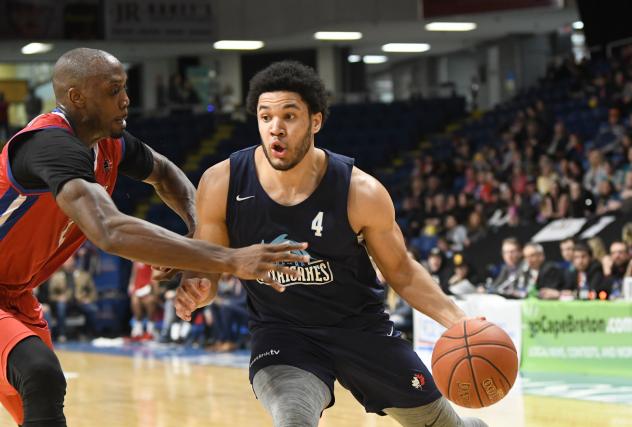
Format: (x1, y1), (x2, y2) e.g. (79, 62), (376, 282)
(246, 60), (329, 123)
(573, 242), (593, 257)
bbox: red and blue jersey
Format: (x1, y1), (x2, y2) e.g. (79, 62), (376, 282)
(0, 112), (123, 294)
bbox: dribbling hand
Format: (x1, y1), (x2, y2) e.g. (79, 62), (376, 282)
(175, 277), (213, 321)
(229, 242), (310, 292)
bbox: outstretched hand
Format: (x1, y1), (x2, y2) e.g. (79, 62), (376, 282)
(230, 242), (310, 292)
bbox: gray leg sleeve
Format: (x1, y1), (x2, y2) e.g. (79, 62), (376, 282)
(252, 365), (332, 427)
(384, 397), (488, 427)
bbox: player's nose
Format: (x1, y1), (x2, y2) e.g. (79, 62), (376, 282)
(269, 118), (285, 135)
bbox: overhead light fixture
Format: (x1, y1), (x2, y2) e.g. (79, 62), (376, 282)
(363, 55), (388, 64)
(213, 40), (264, 50)
(572, 21), (584, 30)
(382, 43), (430, 53)
(347, 54), (362, 63)
(314, 31), (362, 40)
(425, 22), (477, 32)
(21, 42), (53, 55)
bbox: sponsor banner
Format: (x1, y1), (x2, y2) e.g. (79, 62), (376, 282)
(105, 0), (214, 41)
(413, 294), (522, 370)
(521, 300), (632, 377)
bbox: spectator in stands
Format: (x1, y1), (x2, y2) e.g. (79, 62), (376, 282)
(128, 262), (158, 339)
(540, 180), (569, 221)
(0, 92), (8, 143)
(595, 180), (622, 214)
(583, 149), (609, 195)
(621, 170), (632, 199)
(568, 180), (595, 218)
(24, 86), (42, 122)
(563, 242), (608, 300)
(490, 237), (524, 297)
(546, 120), (568, 159)
(447, 253), (478, 295)
(72, 264), (98, 338)
(48, 256), (96, 341)
(588, 237), (608, 261)
(157, 274), (181, 343)
(444, 214), (468, 251)
(522, 242), (564, 299)
(424, 248), (451, 295)
(602, 241), (630, 299)
(594, 107), (626, 151)
(559, 238), (576, 272)
(465, 210), (487, 246)
(207, 274), (248, 351)
(536, 156), (559, 196)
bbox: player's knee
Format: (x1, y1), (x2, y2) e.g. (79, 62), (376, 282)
(20, 350), (67, 400)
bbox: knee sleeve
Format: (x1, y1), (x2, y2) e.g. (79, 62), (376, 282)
(7, 336), (67, 427)
(384, 397), (488, 427)
(253, 365), (331, 427)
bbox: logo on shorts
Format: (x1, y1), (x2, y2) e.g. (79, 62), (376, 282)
(250, 348), (280, 367)
(258, 234), (334, 287)
(411, 373), (426, 390)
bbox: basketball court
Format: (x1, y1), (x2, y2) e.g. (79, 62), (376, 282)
(1, 344), (629, 427)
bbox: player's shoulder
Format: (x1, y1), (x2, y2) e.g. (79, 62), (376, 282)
(198, 159), (231, 201)
(349, 166), (388, 199)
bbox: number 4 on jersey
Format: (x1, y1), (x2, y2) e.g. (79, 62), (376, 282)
(311, 211), (324, 237)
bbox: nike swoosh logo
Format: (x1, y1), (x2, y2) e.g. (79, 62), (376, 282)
(425, 410), (442, 427)
(236, 195), (255, 201)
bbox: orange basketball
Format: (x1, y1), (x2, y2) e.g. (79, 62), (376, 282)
(431, 319), (518, 408)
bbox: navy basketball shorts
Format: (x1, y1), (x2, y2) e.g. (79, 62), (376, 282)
(248, 324), (442, 415)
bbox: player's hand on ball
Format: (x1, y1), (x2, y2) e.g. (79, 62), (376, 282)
(175, 277), (213, 321)
(229, 242), (310, 292)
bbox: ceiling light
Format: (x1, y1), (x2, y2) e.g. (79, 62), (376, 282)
(363, 55), (388, 64)
(382, 43), (430, 53)
(314, 31), (362, 40)
(213, 40), (264, 50)
(347, 54), (362, 63)
(572, 21), (584, 30)
(425, 22), (477, 32)
(21, 43), (53, 55)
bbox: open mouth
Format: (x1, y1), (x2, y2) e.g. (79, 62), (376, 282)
(270, 141), (287, 157)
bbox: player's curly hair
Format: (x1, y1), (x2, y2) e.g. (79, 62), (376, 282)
(246, 60), (329, 123)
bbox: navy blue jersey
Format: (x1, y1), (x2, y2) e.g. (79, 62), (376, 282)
(226, 146), (388, 330)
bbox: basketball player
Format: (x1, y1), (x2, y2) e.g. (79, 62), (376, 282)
(175, 61), (487, 426)
(0, 49), (307, 427)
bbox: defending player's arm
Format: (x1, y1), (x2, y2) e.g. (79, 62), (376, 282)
(348, 168), (466, 329)
(56, 179), (307, 277)
(173, 160), (295, 321)
(12, 129), (309, 280)
(119, 131), (196, 279)
(142, 145), (196, 233)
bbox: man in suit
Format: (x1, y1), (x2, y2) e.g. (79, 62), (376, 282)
(563, 242), (608, 300)
(522, 242), (565, 299)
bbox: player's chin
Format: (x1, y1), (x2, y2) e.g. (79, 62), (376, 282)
(110, 123), (125, 138)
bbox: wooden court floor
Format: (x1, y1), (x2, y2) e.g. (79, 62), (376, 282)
(1, 350), (631, 427)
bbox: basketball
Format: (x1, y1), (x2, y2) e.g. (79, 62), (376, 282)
(431, 319), (518, 408)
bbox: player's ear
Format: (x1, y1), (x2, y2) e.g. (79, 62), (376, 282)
(312, 112), (323, 134)
(68, 87), (86, 108)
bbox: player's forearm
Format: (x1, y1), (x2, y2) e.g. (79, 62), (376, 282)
(99, 215), (234, 275)
(149, 156), (197, 232)
(389, 264), (465, 329)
